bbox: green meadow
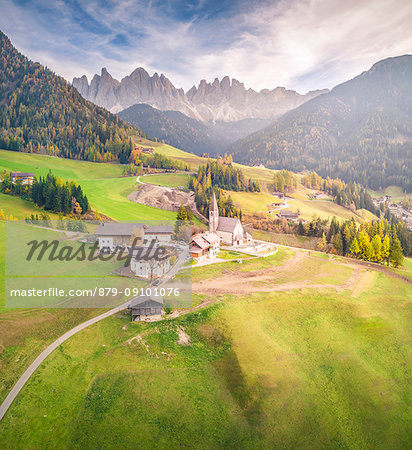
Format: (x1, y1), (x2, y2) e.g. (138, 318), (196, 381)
(133, 138), (278, 185)
(80, 177), (176, 221)
(0, 250), (410, 448)
(0, 149), (124, 180)
(0, 148), (379, 224)
(142, 172), (191, 188)
(0, 193), (60, 220)
(368, 185), (411, 203)
(0, 148), (411, 449)
(0, 149), (176, 221)
(287, 197), (378, 223)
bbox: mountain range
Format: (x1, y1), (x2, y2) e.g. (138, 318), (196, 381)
(73, 68), (327, 122)
(1, 28), (410, 191)
(229, 55), (412, 191)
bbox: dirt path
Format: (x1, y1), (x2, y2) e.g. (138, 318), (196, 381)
(191, 249), (379, 297)
(192, 251), (307, 295)
(167, 298), (219, 318)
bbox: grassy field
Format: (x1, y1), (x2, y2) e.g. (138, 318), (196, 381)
(228, 191), (282, 213)
(0, 247), (410, 448)
(218, 250), (251, 260)
(80, 178), (176, 221)
(0, 149), (176, 221)
(0, 149), (124, 180)
(287, 198), (377, 223)
(0, 221), (107, 405)
(0, 148), (380, 224)
(142, 172), (191, 188)
(0, 193), (60, 220)
(251, 229), (320, 250)
(226, 188), (377, 223)
(133, 138), (208, 170)
(133, 138), (278, 186)
(388, 257), (412, 282)
(368, 185), (411, 203)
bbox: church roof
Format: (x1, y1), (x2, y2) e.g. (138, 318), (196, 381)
(217, 216), (240, 233)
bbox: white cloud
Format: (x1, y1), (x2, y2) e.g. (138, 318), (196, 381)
(0, 0), (411, 92)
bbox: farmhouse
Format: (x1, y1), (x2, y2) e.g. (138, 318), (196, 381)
(134, 146), (155, 154)
(95, 222), (144, 252)
(209, 192), (252, 246)
(308, 192), (327, 199)
(145, 225), (173, 243)
(191, 232), (221, 262)
(129, 246), (171, 279)
(272, 191), (285, 199)
(128, 295), (163, 321)
(277, 210), (300, 222)
(11, 172), (34, 185)
(95, 223), (173, 252)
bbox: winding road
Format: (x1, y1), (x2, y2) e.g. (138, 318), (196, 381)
(0, 305), (126, 422)
(0, 246), (187, 422)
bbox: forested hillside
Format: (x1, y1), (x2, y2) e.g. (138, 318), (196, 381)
(229, 55), (412, 191)
(0, 31), (144, 162)
(118, 103), (271, 155)
(118, 104), (215, 154)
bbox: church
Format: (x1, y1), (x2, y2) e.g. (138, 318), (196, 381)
(209, 192), (253, 246)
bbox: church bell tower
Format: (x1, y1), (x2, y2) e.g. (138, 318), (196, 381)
(209, 192), (219, 232)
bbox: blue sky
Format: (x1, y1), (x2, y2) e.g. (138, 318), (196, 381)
(1, 0), (411, 93)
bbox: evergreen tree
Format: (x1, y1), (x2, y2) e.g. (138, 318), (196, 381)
(389, 234), (404, 268)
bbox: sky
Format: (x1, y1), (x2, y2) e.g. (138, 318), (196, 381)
(1, 0), (411, 93)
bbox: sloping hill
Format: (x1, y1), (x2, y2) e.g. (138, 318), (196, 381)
(118, 104), (216, 154)
(229, 55), (412, 191)
(118, 103), (271, 155)
(0, 31), (144, 162)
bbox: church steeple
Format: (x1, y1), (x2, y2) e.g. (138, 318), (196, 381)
(209, 191), (219, 232)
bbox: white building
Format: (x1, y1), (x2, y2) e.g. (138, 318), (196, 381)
(129, 247), (171, 279)
(209, 192), (253, 246)
(191, 232), (221, 262)
(144, 225), (173, 243)
(95, 223), (173, 252)
(95, 223), (144, 253)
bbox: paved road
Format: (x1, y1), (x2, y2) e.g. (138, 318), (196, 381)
(0, 247), (187, 423)
(0, 305), (126, 422)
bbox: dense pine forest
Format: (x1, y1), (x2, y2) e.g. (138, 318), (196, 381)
(0, 31), (144, 162)
(1, 171), (89, 215)
(229, 56), (412, 192)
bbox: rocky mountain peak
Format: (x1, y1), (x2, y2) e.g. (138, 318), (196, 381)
(73, 67), (328, 121)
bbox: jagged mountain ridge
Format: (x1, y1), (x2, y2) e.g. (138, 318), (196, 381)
(228, 55), (412, 191)
(73, 68), (328, 122)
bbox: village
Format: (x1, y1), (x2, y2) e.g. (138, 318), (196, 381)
(88, 190), (277, 322)
(372, 194), (412, 230)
